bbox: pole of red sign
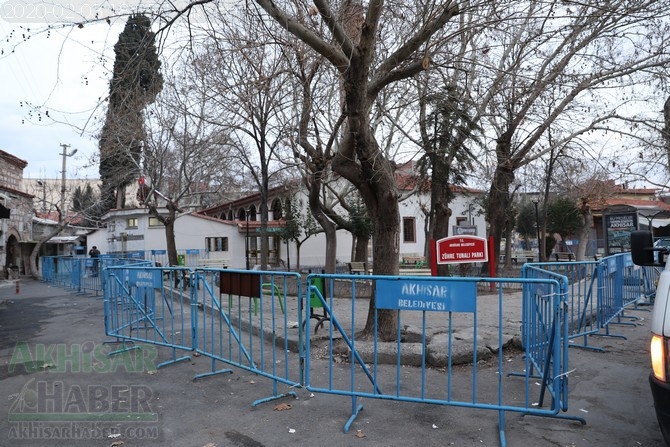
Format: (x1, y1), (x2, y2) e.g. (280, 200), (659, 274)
(15, 280), (19, 294)
(488, 236), (496, 291)
(430, 239), (437, 276)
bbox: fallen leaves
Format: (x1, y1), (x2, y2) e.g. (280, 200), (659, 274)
(274, 403), (292, 411)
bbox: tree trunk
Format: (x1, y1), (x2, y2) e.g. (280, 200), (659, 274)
(353, 234), (369, 263)
(487, 161), (515, 273)
(164, 215), (178, 266)
(576, 204), (593, 261)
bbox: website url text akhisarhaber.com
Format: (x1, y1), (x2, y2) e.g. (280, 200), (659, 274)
(8, 421), (159, 440)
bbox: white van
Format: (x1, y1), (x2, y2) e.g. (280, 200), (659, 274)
(631, 230), (670, 445)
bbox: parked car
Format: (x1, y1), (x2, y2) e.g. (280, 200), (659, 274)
(632, 230), (670, 445)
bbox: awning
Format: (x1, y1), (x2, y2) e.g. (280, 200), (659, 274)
(46, 236), (82, 244)
(651, 218), (670, 228)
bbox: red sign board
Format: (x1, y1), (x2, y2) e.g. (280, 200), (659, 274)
(436, 236), (488, 264)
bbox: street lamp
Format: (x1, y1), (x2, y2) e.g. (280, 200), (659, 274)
(532, 199), (541, 262)
(36, 180), (46, 212)
(59, 144), (77, 214)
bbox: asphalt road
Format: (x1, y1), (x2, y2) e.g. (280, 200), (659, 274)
(0, 279), (664, 447)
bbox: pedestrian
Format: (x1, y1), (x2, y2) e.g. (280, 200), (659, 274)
(88, 246), (101, 276)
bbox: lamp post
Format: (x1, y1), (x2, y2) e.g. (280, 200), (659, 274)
(36, 180), (46, 212)
(59, 144), (77, 214)
(532, 199), (541, 262)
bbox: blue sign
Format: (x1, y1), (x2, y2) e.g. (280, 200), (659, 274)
(376, 279), (477, 313)
(128, 270), (162, 288)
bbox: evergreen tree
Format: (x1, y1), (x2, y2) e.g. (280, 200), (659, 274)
(99, 14), (163, 211)
(71, 184), (101, 227)
(546, 198), (582, 252)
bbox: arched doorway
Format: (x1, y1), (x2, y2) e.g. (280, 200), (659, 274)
(5, 234), (20, 277)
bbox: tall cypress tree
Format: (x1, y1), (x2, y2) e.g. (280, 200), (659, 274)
(99, 14), (163, 211)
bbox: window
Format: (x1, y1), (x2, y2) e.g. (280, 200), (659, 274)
(206, 237), (229, 252)
(403, 217), (416, 243)
(126, 218), (138, 229)
(148, 217), (163, 227)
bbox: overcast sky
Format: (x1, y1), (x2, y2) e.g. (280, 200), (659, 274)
(0, 20), (119, 181)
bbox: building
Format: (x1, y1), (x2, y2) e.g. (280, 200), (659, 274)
(0, 150), (35, 277)
(85, 171), (487, 271)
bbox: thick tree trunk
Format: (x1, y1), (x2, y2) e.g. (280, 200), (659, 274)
(576, 205), (593, 261)
(487, 166), (515, 273)
(353, 234), (369, 263)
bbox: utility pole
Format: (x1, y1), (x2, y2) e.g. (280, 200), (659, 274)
(59, 144), (77, 216)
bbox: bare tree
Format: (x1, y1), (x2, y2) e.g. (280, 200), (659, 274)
(140, 69), (236, 267)
(471, 0), (670, 268)
(192, 10), (298, 270)
(246, 0), (460, 339)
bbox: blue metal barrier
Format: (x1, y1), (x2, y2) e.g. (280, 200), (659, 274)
(41, 256), (55, 283)
(642, 265), (659, 303)
(89, 255), (657, 446)
(191, 269), (303, 405)
(523, 261), (601, 350)
(303, 273), (583, 446)
(103, 265), (193, 368)
(42, 255), (152, 296)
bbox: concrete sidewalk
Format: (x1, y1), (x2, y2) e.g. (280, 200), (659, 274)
(0, 279), (663, 447)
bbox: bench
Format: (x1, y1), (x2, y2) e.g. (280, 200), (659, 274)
(155, 263), (195, 288)
(347, 261), (370, 275)
(553, 252), (575, 262)
(399, 268), (432, 276)
(511, 251), (536, 265)
(401, 256), (427, 267)
(197, 258), (230, 269)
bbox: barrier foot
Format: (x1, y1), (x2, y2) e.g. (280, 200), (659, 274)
(193, 369), (234, 381)
(567, 337), (606, 352)
(498, 410), (507, 447)
(343, 403), (364, 433)
(521, 411), (587, 425)
(108, 344), (141, 356)
(591, 327), (627, 341)
(567, 342), (605, 352)
(156, 355), (191, 369)
(251, 390), (298, 407)
(103, 338), (133, 346)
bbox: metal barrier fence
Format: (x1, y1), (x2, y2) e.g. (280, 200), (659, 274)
(48, 252), (654, 447)
(191, 268), (304, 405)
(42, 255), (153, 295)
(303, 273), (582, 447)
(103, 265), (305, 406)
(523, 261), (601, 350)
(599, 253), (643, 324)
(526, 253), (654, 349)
(147, 249), (204, 267)
(518, 264), (570, 410)
(104, 266), (194, 368)
(642, 265), (660, 303)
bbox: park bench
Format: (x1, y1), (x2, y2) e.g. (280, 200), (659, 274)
(401, 256), (427, 267)
(510, 251), (536, 265)
(553, 252), (575, 262)
(347, 261), (370, 275)
(197, 258), (230, 269)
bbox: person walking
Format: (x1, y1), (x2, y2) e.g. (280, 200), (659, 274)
(88, 246), (101, 276)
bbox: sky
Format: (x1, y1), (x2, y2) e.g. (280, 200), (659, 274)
(0, 19), (120, 180)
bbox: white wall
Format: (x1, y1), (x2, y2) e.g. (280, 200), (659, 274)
(86, 189), (486, 270)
